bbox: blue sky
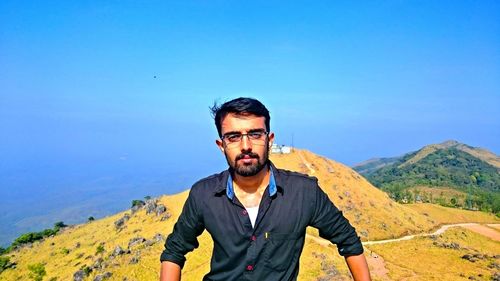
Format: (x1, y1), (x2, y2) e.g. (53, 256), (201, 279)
(0, 1), (499, 244)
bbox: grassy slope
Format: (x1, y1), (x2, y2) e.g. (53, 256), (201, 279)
(1, 149), (498, 280)
(0, 191), (190, 281)
(406, 203), (499, 225)
(272, 150), (437, 240)
(367, 227), (500, 281)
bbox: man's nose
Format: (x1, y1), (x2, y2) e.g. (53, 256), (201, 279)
(240, 135), (252, 151)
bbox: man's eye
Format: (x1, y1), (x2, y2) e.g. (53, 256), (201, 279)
(248, 132), (264, 139)
(226, 134), (241, 142)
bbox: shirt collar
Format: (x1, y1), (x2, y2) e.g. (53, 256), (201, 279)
(224, 165), (278, 200)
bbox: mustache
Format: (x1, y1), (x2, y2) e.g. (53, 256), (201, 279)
(235, 152), (260, 161)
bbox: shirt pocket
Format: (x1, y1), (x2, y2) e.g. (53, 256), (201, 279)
(263, 232), (302, 271)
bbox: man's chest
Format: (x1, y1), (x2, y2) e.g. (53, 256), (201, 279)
(201, 193), (312, 239)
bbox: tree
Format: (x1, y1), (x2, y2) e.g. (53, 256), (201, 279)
(88, 216), (95, 222)
(131, 200), (145, 208)
(53, 221), (67, 229)
(450, 197), (458, 207)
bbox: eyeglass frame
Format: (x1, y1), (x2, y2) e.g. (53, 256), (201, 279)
(220, 129), (269, 146)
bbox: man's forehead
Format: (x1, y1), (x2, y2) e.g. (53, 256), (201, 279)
(221, 113), (266, 132)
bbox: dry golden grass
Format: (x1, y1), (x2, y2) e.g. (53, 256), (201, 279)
(366, 227), (500, 281)
(457, 145), (500, 168)
(0, 191), (190, 280)
(406, 203), (499, 225)
(1, 149), (499, 280)
(272, 150), (438, 240)
(410, 186), (467, 198)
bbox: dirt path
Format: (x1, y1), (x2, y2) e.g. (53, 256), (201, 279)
(298, 151), (315, 174)
(487, 224), (500, 231)
(365, 250), (390, 281)
(462, 224), (500, 241)
(306, 223), (499, 281)
(305, 223), (500, 246)
(362, 223), (500, 245)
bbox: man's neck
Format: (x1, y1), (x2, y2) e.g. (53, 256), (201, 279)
(233, 164), (270, 194)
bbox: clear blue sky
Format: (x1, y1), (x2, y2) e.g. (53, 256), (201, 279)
(0, 1), (499, 242)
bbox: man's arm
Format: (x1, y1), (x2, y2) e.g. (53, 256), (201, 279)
(345, 254), (371, 281)
(159, 187), (205, 280)
(160, 261), (181, 281)
(308, 181), (371, 280)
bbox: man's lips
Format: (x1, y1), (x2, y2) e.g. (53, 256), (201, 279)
(236, 153), (259, 162)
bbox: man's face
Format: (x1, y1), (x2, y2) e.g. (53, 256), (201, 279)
(216, 113), (274, 177)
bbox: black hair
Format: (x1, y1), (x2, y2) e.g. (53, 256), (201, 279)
(210, 97), (271, 137)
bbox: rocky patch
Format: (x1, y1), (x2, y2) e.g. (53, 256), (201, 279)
(93, 272), (112, 281)
(114, 214), (131, 230)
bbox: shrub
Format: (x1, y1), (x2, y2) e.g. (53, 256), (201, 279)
(10, 221), (69, 249)
(131, 200), (145, 208)
(82, 265), (92, 275)
(0, 256), (15, 273)
(96, 244), (105, 255)
(28, 263), (46, 281)
(12, 232), (44, 247)
(53, 221), (67, 230)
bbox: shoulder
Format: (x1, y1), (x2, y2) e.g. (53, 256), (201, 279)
(190, 170), (228, 194)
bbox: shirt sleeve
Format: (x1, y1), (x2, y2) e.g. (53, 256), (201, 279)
(309, 180), (363, 256)
(160, 187), (205, 268)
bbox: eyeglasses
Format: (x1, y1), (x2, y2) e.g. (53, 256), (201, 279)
(221, 130), (268, 146)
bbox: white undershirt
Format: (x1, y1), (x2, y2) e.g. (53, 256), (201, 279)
(245, 206), (259, 228)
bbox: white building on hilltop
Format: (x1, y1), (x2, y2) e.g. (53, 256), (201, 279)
(271, 143), (292, 154)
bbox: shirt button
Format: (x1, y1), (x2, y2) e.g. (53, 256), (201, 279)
(241, 210), (248, 215)
(250, 235), (256, 241)
(246, 265), (254, 271)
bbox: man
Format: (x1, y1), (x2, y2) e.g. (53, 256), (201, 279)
(160, 97), (371, 281)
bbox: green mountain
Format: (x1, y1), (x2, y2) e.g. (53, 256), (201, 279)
(353, 140), (500, 213)
(354, 140), (499, 190)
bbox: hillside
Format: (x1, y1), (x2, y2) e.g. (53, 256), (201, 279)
(354, 140), (500, 173)
(1, 149), (498, 281)
(270, 149), (437, 240)
(353, 141), (500, 213)
(365, 147), (500, 191)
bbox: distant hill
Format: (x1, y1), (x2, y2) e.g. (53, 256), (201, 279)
(354, 140), (500, 191)
(353, 140), (500, 213)
(352, 156), (400, 175)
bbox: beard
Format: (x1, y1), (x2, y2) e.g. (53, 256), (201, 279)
(226, 146), (269, 177)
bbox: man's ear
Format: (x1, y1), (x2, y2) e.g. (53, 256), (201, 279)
(268, 132), (275, 147)
(215, 139), (225, 153)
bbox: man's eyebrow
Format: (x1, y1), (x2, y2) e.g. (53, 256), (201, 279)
(248, 128), (267, 133)
(222, 130), (242, 136)
(222, 128), (266, 135)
